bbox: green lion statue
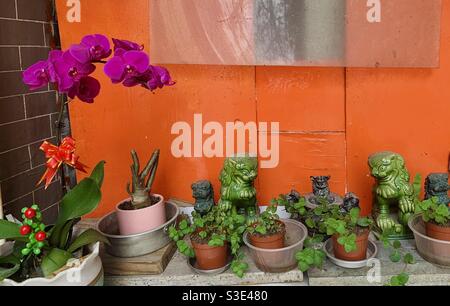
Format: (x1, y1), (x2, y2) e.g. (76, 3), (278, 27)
(368, 152), (420, 237)
(218, 155), (258, 223)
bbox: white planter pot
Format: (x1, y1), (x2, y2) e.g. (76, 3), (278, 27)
(258, 205), (291, 219)
(1, 242), (103, 286)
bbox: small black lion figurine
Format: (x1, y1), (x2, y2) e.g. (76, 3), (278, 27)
(285, 189), (302, 205)
(192, 180), (215, 215)
(310, 176), (335, 204)
(425, 173), (450, 206)
(341, 192), (360, 213)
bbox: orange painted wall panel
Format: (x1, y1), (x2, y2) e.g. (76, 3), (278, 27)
(346, 0), (450, 215)
(55, 0), (449, 218)
(256, 67), (345, 132)
(258, 133), (346, 205)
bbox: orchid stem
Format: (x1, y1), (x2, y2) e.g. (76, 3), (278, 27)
(56, 94), (65, 144)
(55, 94), (68, 192)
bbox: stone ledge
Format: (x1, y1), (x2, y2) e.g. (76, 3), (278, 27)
(79, 219), (450, 286)
(307, 240), (450, 286)
(105, 249), (305, 286)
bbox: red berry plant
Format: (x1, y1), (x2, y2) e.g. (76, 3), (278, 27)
(0, 162), (109, 282)
(19, 205), (47, 256)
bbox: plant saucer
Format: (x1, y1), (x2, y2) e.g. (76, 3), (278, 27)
(323, 238), (378, 269)
(187, 254), (232, 276)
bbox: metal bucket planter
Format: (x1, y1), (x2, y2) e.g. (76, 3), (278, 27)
(97, 201), (179, 258)
(409, 214), (450, 267)
(1, 242), (103, 286)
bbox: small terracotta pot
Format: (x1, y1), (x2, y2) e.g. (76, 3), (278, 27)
(115, 194), (166, 236)
(249, 223), (286, 249)
(332, 230), (369, 261)
(191, 239), (228, 270)
(425, 222), (450, 242)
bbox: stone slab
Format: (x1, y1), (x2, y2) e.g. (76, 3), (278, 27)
(104, 248), (305, 286)
(308, 239), (450, 286)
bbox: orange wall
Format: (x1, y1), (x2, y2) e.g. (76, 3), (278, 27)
(56, 0), (449, 218)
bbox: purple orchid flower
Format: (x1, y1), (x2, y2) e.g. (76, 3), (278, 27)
(23, 34), (174, 105)
(53, 51), (96, 92)
(122, 65), (175, 91)
(103, 50), (149, 84)
(67, 76), (101, 103)
(69, 34), (112, 64)
(23, 50), (66, 90)
(112, 38), (144, 56)
(22, 60), (52, 90)
(146, 65), (175, 90)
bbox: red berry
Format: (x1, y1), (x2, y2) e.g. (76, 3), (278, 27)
(35, 231), (46, 242)
(24, 208), (36, 219)
(20, 225), (31, 236)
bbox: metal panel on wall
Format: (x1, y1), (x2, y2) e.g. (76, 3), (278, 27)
(150, 0), (442, 67)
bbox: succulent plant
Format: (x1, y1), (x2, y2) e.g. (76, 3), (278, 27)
(126, 149), (160, 210)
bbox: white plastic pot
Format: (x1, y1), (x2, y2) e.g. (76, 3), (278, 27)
(0, 242), (103, 286)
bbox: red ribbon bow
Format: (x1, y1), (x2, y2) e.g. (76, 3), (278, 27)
(37, 137), (88, 189)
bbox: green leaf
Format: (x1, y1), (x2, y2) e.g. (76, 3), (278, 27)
(436, 204), (450, 216)
(199, 231), (207, 239)
(176, 240), (194, 257)
(41, 247), (73, 277)
(397, 272), (409, 285)
(0, 255), (21, 281)
(67, 229), (110, 253)
(298, 261), (310, 272)
(357, 218), (371, 227)
(50, 177), (101, 246)
(56, 178), (102, 226)
(177, 240), (188, 252)
(295, 248), (325, 272)
(255, 225), (267, 235)
(389, 273), (410, 286)
(0, 220), (21, 240)
(305, 218), (316, 229)
(313, 250), (326, 268)
(349, 207), (360, 222)
(58, 220), (75, 249)
(389, 250), (401, 263)
(393, 240), (401, 249)
(179, 220), (188, 230)
(89, 161), (106, 189)
(168, 226), (180, 241)
(403, 253), (416, 264)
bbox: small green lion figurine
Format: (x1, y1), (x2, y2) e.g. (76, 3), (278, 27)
(192, 180), (215, 216)
(368, 152), (420, 237)
(218, 155), (258, 223)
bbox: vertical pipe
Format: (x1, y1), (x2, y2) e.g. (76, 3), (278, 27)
(0, 186), (4, 246)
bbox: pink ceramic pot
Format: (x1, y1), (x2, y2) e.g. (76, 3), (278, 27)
(115, 194), (166, 236)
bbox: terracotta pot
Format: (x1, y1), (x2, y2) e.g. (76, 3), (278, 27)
(425, 222), (450, 242)
(115, 194), (166, 236)
(332, 230), (369, 261)
(191, 239), (228, 270)
(248, 223), (286, 249)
